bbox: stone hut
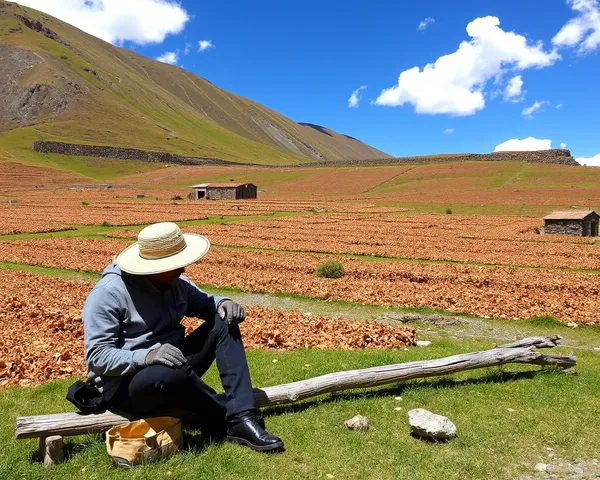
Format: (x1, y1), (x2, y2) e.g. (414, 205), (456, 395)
(543, 210), (599, 236)
(191, 183), (257, 200)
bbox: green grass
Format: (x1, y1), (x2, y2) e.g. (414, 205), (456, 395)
(1, 339), (599, 479)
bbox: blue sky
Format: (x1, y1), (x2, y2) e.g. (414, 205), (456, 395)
(19, 0), (600, 163)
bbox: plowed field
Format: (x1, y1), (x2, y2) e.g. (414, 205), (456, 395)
(1, 238), (599, 323)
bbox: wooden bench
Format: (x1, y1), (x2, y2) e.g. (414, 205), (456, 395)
(15, 337), (574, 466)
(16, 410), (141, 466)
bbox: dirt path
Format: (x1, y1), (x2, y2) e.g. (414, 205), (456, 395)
(231, 291), (600, 351)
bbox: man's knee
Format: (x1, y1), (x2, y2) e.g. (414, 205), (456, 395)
(129, 364), (192, 398)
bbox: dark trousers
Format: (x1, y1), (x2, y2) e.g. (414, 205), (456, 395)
(110, 314), (255, 426)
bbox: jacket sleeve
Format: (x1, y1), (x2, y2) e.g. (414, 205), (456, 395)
(83, 286), (153, 376)
(183, 276), (229, 320)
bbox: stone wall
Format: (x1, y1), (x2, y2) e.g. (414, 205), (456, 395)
(299, 149), (580, 167)
(31, 141), (581, 168)
(544, 220), (584, 236)
(206, 187), (238, 200)
(31, 141), (249, 166)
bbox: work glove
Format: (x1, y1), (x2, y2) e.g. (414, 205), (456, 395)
(218, 300), (246, 325)
(145, 344), (187, 368)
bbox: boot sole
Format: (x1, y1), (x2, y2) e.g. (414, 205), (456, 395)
(226, 435), (284, 452)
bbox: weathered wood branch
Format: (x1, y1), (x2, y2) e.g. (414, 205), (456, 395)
(16, 336), (575, 439)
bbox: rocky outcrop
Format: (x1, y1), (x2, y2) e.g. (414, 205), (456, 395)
(0, 46), (74, 127)
(15, 14), (70, 47)
(31, 141), (253, 166)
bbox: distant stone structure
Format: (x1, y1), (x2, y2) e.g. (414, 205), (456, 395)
(191, 183), (257, 200)
(543, 210), (599, 236)
(31, 141), (249, 166)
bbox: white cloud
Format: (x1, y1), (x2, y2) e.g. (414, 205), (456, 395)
(553, 0), (600, 53)
(443, 128), (454, 134)
(504, 75), (524, 102)
(156, 51), (179, 65)
(184, 42), (192, 55)
(560, 142), (568, 148)
(198, 40), (215, 52)
(494, 137), (553, 151)
(522, 100), (549, 118)
(576, 153), (600, 165)
(375, 16), (559, 116)
(18, 0), (189, 45)
(348, 86), (367, 108)
(418, 17), (435, 31)
(556, 103), (564, 108)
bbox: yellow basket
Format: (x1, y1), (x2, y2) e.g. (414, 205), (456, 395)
(105, 416), (182, 467)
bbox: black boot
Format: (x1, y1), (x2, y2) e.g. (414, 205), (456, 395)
(226, 413), (284, 452)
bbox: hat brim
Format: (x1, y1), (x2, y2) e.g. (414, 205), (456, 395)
(116, 233), (210, 275)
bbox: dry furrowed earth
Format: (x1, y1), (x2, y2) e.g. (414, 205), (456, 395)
(3, 160), (600, 392)
(1, 238), (599, 323)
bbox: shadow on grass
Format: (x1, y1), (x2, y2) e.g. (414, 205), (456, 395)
(261, 367), (565, 418)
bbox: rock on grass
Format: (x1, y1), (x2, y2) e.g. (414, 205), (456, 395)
(408, 408), (456, 440)
(344, 415), (370, 431)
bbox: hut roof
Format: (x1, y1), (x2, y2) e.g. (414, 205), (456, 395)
(206, 183), (248, 188)
(191, 183), (253, 189)
(543, 210), (597, 220)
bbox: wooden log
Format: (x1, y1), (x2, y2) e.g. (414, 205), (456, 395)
(39, 435), (64, 466)
(16, 336), (575, 440)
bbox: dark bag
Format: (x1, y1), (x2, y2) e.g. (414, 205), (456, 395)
(66, 380), (108, 413)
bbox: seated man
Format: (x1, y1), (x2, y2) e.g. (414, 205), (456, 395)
(82, 221), (283, 452)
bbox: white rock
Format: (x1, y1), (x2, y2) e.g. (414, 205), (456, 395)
(395, 396), (403, 401)
(344, 415), (369, 431)
(408, 408), (456, 440)
(567, 322), (578, 328)
(535, 463), (548, 472)
(593, 347), (600, 352)
(416, 341), (432, 347)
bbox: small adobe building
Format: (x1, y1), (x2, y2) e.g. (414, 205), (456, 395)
(543, 210), (599, 236)
(190, 183), (257, 200)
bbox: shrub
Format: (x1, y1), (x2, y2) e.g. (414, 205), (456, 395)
(533, 227), (541, 234)
(81, 200), (89, 206)
(315, 261), (345, 279)
(101, 220), (111, 227)
(445, 208), (453, 214)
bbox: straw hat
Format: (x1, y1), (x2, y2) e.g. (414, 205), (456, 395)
(116, 222), (210, 275)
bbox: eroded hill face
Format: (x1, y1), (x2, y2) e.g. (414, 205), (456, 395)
(0, 1), (389, 164)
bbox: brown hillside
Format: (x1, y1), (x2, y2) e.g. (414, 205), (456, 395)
(0, 1), (389, 164)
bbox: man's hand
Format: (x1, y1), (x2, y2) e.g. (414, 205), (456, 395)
(218, 300), (246, 325)
(145, 344), (187, 368)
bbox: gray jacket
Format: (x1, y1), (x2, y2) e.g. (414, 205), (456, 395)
(82, 263), (227, 400)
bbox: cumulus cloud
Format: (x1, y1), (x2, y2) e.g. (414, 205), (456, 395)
(156, 51), (179, 65)
(553, 0), (600, 53)
(198, 40), (215, 52)
(184, 43), (192, 55)
(494, 137), (553, 151)
(348, 86), (367, 108)
(522, 100), (549, 118)
(375, 16), (559, 116)
(560, 142), (568, 148)
(18, 0), (189, 45)
(443, 128), (454, 134)
(418, 17), (435, 31)
(504, 75), (524, 102)
(576, 153), (600, 166)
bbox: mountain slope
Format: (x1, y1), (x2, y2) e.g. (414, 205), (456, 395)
(0, 1), (389, 166)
